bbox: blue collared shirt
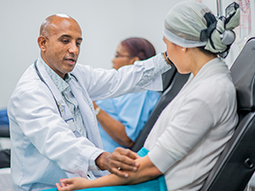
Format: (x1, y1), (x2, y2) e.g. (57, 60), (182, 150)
(96, 90), (160, 152)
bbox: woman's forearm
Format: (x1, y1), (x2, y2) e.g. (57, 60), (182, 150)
(96, 108), (134, 147)
(58, 156), (162, 191)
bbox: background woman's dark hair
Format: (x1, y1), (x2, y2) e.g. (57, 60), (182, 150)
(121, 37), (156, 60)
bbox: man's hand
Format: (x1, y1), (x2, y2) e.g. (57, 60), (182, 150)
(95, 147), (139, 177)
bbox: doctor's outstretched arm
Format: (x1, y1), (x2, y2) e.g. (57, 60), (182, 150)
(83, 52), (172, 101)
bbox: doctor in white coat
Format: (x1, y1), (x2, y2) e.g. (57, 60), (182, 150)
(8, 14), (171, 190)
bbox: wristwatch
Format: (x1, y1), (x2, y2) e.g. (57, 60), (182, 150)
(95, 107), (101, 116)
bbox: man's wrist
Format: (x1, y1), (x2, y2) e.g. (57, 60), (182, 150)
(89, 150), (105, 171)
(95, 152), (110, 171)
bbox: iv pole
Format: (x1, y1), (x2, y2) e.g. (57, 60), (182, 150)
(216, 0), (222, 17)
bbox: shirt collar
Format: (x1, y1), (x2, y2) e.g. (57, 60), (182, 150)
(40, 57), (71, 93)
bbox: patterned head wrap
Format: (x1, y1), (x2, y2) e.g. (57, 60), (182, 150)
(163, 1), (240, 58)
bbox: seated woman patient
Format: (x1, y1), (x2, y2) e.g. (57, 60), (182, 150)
(57, 1), (240, 190)
(93, 37), (160, 152)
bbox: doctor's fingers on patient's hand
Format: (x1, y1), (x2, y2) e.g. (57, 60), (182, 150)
(109, 147), (139, 177)
(113, 147), (139, 160)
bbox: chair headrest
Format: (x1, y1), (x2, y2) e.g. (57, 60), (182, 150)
(230, 37), (255, 111)
(161, 65), (177, 92)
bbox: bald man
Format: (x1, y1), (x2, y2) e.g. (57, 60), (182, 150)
(8, 14), (171, 190)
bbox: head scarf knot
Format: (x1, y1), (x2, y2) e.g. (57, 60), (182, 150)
(200, 2), (240, 58)
(163, 1), (240, 58)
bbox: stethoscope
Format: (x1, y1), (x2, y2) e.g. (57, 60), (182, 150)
(34, 60), (84, 137)
(34, 60), (63, 117)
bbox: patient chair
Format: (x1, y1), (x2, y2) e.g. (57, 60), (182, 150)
(0, 109), (10, 138)
(131, 66), (190, 152)
(161, 64), (177, 93)
(0, 125), (10, 138)
(0, 110), (12, 190)
(200, 37), (255, 191)
(0, 109), (10, 166)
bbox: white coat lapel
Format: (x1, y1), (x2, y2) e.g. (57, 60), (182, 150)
(36, 59), (74, 126)
(68, 77), (103, 149)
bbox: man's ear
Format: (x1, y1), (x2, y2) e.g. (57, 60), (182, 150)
(38, 36), (47, 52)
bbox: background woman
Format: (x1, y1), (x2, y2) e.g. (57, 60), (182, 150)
(93, 37), (160, 152)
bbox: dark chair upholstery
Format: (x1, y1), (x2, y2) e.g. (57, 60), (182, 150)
(131, 65), (190, 152)
(0, 109), (9, 138)
(0, 149), (10, 168)
(200, 37), (255, 191)
(0, 111), (10, 168)
(161, 66), (177, 93)
(0, 125), (10, 138)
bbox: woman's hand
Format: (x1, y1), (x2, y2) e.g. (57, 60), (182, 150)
(56, 177), (90, 191)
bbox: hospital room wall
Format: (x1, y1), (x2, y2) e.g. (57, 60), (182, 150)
(0, 0), (239, 109)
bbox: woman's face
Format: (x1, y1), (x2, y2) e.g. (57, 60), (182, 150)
(163, 36), (191, 74)
(112, 44), (137, 70)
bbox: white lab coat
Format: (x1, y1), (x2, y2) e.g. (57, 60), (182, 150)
(8, 54), (169, 190)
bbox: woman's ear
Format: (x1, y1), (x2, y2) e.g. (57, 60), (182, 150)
(174, 43), (186, 53)
(181, 47), (187, 52)
(38, 36), (47, 52)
